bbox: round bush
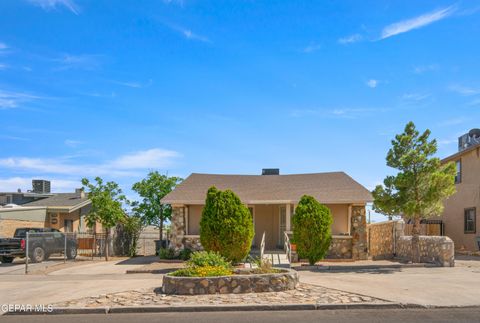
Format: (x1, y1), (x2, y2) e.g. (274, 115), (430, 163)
(200, 186), (254, 263)
(292, 195), (333, 265)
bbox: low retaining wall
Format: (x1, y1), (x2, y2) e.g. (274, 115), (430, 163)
(327, 236), (352, 259)
(396, 236), (455, 267)
(162, 269), (299, 295)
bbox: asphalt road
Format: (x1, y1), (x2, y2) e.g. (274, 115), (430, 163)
(2, 308), (480, 323)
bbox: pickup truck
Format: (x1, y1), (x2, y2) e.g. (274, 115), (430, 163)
(0, 228), (77, 263)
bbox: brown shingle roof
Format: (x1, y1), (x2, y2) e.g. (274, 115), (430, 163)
(161, 172), (372, 205)
(22, 193), (90, 209)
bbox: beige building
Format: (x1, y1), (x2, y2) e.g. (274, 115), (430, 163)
(162, 170), (372, 260)
(0, 190), (100, 237)
(440, 130), (480, 251)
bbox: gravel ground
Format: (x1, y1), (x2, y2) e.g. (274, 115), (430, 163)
(55, 283), (387, 307)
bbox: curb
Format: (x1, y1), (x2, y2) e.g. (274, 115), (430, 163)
(292, 263), (435, 271)
(3, 302), (431, 315)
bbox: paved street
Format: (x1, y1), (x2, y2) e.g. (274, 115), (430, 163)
(3, 308), (480, 323)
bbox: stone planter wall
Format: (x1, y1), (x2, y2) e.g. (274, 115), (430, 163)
(396, 236), (455, 267)
(162, 269), (299, 295)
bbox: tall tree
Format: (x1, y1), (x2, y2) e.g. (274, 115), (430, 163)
(82, 177), (126, 261)
(372, 121), (456, 262)
(131, 171), (182, 241)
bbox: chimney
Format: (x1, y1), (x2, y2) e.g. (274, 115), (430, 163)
(17, 188), (21, 193)
(76, 188), (85, 199)
(262, 168), (280, 175)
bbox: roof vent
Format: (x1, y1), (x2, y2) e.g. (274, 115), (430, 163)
(458, 129), (480, 152)
(262, 168), (280, 175)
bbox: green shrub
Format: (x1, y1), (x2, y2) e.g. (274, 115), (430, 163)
(170, 265), (233, 277)
(158, 247), (176, 259)
(178, 248), (193, 261)
(187, 250), (231, 269)
(292, 195), (333, 265)
(200, 186), (254, 263)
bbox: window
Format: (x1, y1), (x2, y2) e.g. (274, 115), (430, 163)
(464, 208), (476, 234)
(455, 160), (462, 184)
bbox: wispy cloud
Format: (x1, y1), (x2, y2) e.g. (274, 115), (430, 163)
(0, 64), (9, 70)
(0, 148), (180, 177)
(28, 0), (80, 15)
(437, 117), (469, 127)
(438, 138), (457, 146)
(338, 34), (363, 45)
(380, 6), (456, 40)
(0, 89), (43, 109)
(0, 43), (7, 50)
(64, 139), (83, 148)
(302, 42), (321, 53)
(449, 84), (480, 96)
(0, 135), (30, 141)
(366, 79), (378, 88)
(112, 79), (153, 89)
(468, 98), (480, 106)
(401, 93), (431, 102)
(163, 0), (185, 6)
(291, 107), (387, 119)
(413, 64), (439, 74)
(53, 54), (102, 71)
(165, 23), (211, 43)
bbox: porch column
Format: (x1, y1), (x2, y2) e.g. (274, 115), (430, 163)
(286, 203), (291, 231)
(348, 205), (352, 235)
(185, 206), (189, 236)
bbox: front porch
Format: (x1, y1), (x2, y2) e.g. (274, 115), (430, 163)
(170, 203), (368, 261)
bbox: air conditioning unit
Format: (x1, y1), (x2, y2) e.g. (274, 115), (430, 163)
(458, 129), (480, 152)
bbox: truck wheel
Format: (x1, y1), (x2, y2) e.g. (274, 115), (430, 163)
(31, 246), (45, 263)
(0, 256), (14, 264)
(66, 245), (77, 260)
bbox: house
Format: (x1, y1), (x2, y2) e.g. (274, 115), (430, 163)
(439, 129), (480, 251)
(0, 180), (98, 237)
(0, 180), (54, 206)
(21, 190), (95, 233)
(161, 170), (372, 260)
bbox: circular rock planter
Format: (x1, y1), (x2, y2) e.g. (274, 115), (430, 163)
(162, 268), (299, 295)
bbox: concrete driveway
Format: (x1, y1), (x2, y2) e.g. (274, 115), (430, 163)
(0, 256), (165, 305)
(298, 258), (480, 307)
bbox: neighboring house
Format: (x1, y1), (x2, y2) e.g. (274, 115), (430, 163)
(21, 190), (96, 234)
(0, 180), (99, 237)
(162, 170), (372, 260)
(440, 129), (480, 251)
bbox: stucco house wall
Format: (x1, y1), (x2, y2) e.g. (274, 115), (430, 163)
(440, 145), (480, 251)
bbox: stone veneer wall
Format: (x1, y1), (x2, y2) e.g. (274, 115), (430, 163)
(183, 235), (203, 251)
(368, 220), (405, 260)
(351, 206), (368, 260)
(163, 269), (299, 295)
(327, 237), (353, 259)
(170, 207), (185, 250)
(396, 236), (455, 267)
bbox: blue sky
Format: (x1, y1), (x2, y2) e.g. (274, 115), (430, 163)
(1, 1), (479, 221)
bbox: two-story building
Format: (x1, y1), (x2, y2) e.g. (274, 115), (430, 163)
(440, 129), (480, 251)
